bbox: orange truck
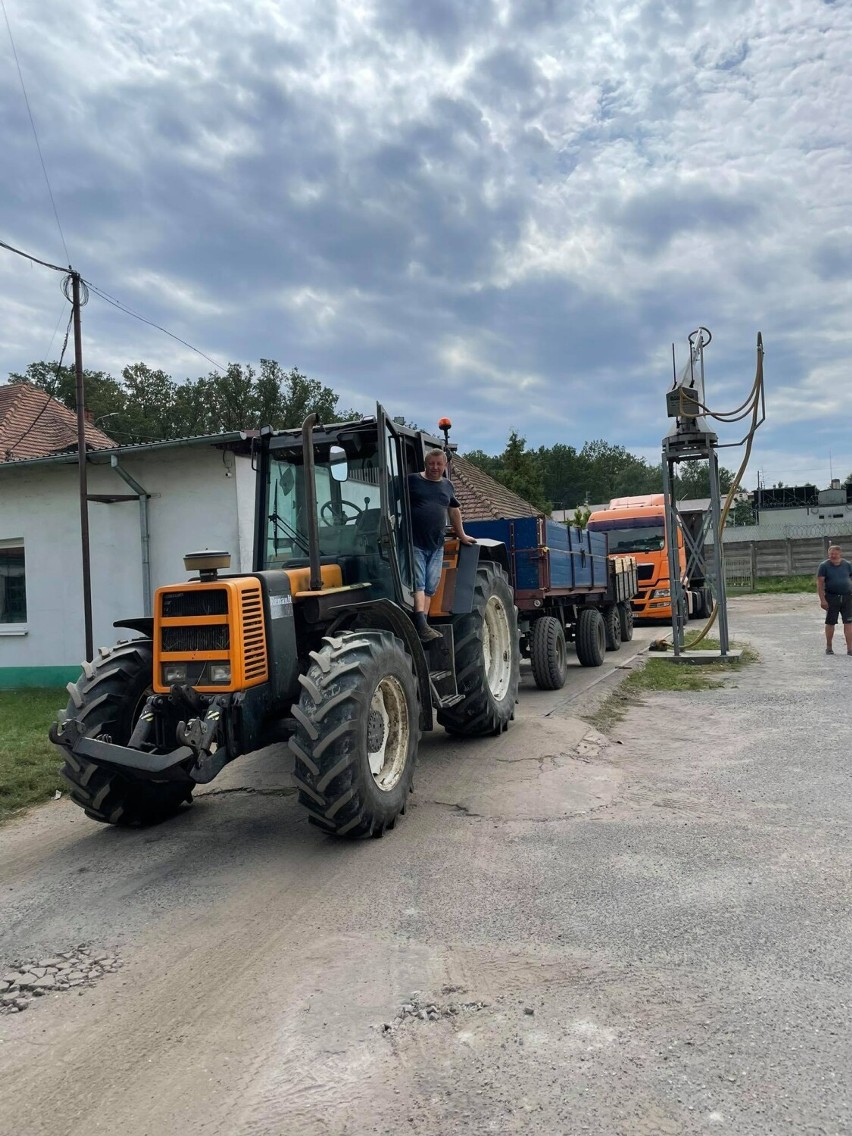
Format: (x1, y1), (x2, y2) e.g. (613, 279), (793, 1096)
(587, 494), (712, 622)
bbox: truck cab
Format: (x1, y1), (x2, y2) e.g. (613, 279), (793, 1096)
(587, 494), (684, 621)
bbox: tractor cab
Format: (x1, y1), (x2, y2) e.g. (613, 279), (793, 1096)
(253, 405), (424, 609)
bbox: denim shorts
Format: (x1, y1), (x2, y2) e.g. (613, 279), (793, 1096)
(825, 593), (852, 625)
(413, 546), (444, 596)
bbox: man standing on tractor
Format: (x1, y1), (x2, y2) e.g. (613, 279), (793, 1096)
(408, 448), (476, 642)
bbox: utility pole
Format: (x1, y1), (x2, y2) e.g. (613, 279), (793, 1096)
(71, 271), (94, 661)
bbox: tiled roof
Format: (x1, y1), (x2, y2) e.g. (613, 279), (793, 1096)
(449, 455), (541, 520)
(0, 383), (117, 461)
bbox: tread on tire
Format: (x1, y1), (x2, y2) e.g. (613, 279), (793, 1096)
(289, 630), (420, 838)
(436, 561), (520, 737)
(52, 641), (193, 826)
(529, 615), (567, 690)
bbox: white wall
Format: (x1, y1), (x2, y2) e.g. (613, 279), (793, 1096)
(0, 445), (252, 672)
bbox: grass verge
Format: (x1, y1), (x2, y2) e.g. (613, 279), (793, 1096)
(729, 575), (813, 595)
(0, 688), (65, 824)
(583, 638), (758, 734)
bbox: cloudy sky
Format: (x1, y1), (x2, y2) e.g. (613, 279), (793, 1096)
(2, 0), (850, 489)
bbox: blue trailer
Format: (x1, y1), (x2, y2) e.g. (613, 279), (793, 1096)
(464, 515), (638, 688)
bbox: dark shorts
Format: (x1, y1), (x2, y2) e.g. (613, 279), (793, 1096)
(825, 593), (852, 625)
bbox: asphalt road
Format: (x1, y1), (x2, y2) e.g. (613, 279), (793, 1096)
(1, 599), (850, 1136)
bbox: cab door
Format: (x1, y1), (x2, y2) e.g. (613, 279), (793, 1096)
(376, 403), (414, 608)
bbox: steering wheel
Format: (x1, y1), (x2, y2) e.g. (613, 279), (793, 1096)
(320, 499), (365, 526)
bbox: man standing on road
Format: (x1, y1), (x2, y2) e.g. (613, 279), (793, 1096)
(816, 544), (852, 655)
(408, 448), (475, 643)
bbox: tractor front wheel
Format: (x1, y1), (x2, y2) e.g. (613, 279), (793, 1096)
(289, 630), (420, 838)
(52, 641), (193, 826)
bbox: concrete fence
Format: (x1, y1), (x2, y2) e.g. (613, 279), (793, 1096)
(722, 535), (844, 583)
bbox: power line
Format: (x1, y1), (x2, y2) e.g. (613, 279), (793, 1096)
(83, 279), (227, 372)
(1, 0), (70, 265)
(0, 237), (68, 273)
(0, 238), (227, 374)
(3, 308), (73, 458)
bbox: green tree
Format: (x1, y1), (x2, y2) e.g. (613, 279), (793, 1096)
(672, 461), (735, 500)
(7, 359), (357, 444)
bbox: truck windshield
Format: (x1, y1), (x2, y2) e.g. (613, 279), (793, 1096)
(263, 444), (383, 568)
(604, 527), (666, 553)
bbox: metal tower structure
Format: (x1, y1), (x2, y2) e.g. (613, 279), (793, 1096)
(661, 328), (731, 657)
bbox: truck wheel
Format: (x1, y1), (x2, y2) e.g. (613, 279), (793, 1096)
(51, 641), (193, 826)
(289, 630), (420, 838)
(575, 608), (606, 667)
(618, 601), (634, 642)
(604, 605), (622, 651)
(529, 616), (567, 690)
(437, 561), (520, 737)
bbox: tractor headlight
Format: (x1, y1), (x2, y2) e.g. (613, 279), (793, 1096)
(163, 664), (188, 684)
(209, 663), (232, 683)
(652, 588), (670, 598)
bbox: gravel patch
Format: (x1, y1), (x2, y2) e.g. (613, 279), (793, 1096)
(1, 945), (122, 1014)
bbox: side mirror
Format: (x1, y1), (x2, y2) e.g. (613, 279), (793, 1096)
(329, 445), (348, 482)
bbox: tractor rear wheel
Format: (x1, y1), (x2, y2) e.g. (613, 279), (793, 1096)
(618, 601), (634, 642)
(575, 608), (606, 667)
(52, 641), (193, 826)
(289, 630), (420, 838)
(437, 561), (519, 737)
(529, 616), (567, 690)
(604, 605), (622, 652)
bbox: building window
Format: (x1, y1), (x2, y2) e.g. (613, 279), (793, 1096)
(0, 541), (26, 624)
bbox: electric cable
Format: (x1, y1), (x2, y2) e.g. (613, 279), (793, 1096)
(686, 333), (764, 649)
(1, 0), (70, 265)
(3, 308), (74, 458)
(82, 280), (227, 372)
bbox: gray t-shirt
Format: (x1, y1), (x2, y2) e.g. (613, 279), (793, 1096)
(817, 558), (852, 595)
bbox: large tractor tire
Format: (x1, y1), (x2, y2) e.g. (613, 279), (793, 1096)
(604, 605), (622, 652)
(618, 601), (634, 643)
(529, 616), (567, 690)
(52, 641), (193, 826)
(437, 561), (519, 737)
(575, 608), (606, 667)
(289, 630), (420, 838)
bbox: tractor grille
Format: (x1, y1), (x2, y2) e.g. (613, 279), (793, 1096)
(161, 625), (230, 652)
(240, 585), (267, 681)
(637, 564), (655, 581)
(161, 589), (228, 617)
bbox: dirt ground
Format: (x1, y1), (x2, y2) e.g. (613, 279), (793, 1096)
(1, 595), (850, 1136)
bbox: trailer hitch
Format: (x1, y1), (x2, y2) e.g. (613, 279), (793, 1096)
(177, 696), (232, 784)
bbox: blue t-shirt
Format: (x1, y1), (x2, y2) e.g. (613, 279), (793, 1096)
(818, 558), (852, 595)
(407, 473), (459, 552)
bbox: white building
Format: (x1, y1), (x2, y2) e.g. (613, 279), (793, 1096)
(0, 434), (254, 688)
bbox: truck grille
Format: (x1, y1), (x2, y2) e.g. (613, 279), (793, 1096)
(637, 564), (655, 581)
(241, 585), (266, 681)
(161, 589), (228, 617)
(161, 626), (230, 652)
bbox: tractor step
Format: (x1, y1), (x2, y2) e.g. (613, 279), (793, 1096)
(439, 693), (465, 708)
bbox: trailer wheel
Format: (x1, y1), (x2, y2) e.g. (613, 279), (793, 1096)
(437, 561), (520, 737)
(51, 641), (193, 826)
(529, 616), (567, 690)
(604, 605), (622, 652)
(618, 601), (634, 642)
(289, 630), (420, 838)
(575, 608), (606, 667)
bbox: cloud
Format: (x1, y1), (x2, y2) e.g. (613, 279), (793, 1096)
(2, 0), (852, 494)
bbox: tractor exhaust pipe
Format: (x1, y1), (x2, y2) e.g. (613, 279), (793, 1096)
(301, 412), (323, 591)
